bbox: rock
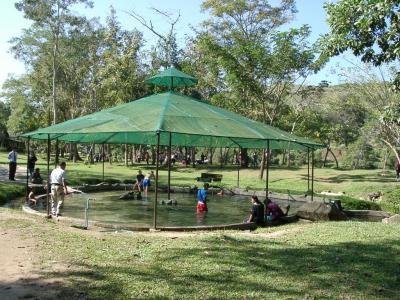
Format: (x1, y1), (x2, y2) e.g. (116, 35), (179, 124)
(296, 202), (348, 221)
(382, 214), (400, 224)
(368, 191), (382, 201)
(119, 191), (136, 200)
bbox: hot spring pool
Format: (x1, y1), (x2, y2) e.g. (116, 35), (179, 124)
(34, 191), (301, 227)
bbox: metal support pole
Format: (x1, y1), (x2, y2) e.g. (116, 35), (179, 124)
(102, 144), (105, 182)
(25, 137), (30, 203)
(311, 149), (315, 201)
(167, 132), (172, 200)
(46, 135), (51, 217)
(307, 148), (310, 192)
(153, 132), (161, 229)
(237, 147), (240, 188)
(266, 141), (270, 198)
(55, 139), (59, 167)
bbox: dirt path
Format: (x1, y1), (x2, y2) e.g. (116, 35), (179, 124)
(0, 211), (78, 300)
(0, 164), (27, 184)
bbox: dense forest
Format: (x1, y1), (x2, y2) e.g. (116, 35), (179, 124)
(0, 0), (399, 172)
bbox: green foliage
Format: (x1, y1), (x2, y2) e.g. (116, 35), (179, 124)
(193, 0), (319, 127)
(1, 76), (39, 135)
(0, 183), (25, 206)
(321, 0), (400, 90)
(336, 195), (381, 211)
(341, 138), (380, 169)
(382, 188), (400, 213)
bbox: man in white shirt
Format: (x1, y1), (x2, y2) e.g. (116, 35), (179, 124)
(8, 148), (17, 181)
(50, 162), (68, 217)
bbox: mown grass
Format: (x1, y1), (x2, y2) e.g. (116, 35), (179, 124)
(1, 210), (399, 299)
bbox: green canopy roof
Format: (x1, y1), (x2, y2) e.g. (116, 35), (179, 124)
(145, 67), (198, 88)
(22, 91), (324, 150)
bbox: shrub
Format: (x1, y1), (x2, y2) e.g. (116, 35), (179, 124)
(336, 195), (381, 211)
(0, 183), (25, 205)
(122, 179), (135, 184)
(382, 189), (400, 214)
(105, 178), (121, 184)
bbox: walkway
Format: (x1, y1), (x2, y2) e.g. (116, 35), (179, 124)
(0, 164), (27, 184)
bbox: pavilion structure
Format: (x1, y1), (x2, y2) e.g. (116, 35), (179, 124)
(22, 67), (325, 228)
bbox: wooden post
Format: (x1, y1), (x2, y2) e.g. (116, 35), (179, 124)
(311, 149), (315, 201)
(265, 141), (270, 198)
(237, 147), (240, 188)
(167, 132), (172, 200)
(102, 144), (105, 182)
(153, 132), (161, 229)
(307, 148), (310, 192)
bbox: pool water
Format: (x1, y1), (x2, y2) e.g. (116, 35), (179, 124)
(36, 191), (301, 227)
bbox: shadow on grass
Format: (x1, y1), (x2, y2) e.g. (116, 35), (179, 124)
(33, 236), (400, 299)
(0, 277), (90, 299)
(300, 172), (396, 184)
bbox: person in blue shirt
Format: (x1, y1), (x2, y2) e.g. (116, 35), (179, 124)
(8, 148), (17, 181)
(196, 183), (209, 213)
(142, 173), (151, 196)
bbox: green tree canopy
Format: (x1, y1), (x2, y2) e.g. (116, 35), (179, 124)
(321, 0), (400, 90)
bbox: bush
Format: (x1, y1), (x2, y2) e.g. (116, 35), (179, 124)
(122, 179), (135, 184)
(72, 177), (103, 185)
(341, 139), (380, 169)
(0, 183), (26, 205)
(336, 195), (381, 211)
(382, 189), (400, 213)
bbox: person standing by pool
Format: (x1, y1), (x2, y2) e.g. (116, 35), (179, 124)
(143, 173), (151, 195)
(8, 148), (17, 181)
(134, 170), (145, 192)
(50, 162), (68, 217)
(245, 195), (264, 225)
(27, 151), (37, 179)
(196, 183), (209, 213)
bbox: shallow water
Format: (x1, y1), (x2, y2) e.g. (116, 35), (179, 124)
(31, 191), (301, 227)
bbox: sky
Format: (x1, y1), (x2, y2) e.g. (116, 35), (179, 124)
(0, 0), (359, 89)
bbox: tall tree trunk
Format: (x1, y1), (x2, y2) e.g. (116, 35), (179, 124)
(191, 147), (196, 168)
(322, 148), (329, 168)
(382, 139), (400, 162)
(55, 139), (59, 165)
(51, 1), (60, 125)
(108, 144), (112, 164)
(208, 147), (215, 164)
(259, 149), (265, 179)
(328, 148), (339, 168)
(240, 148), (248, 168)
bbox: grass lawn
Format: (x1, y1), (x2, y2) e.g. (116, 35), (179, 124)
(1, 151), (399, 200)
(0, 183), (25, 206)
(1, 208), (399, 299)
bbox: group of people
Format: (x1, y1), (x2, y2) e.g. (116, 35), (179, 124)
(245, 196), (287, 225)
(194, 182), (286, 226)
(133, 170), (155, 195)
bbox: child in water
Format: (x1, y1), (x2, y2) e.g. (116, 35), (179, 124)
(143, 173), (151, 195)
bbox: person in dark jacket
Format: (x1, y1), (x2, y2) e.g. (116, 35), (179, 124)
(28, 151), (37, 179)
(246, 195), (264, 225)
